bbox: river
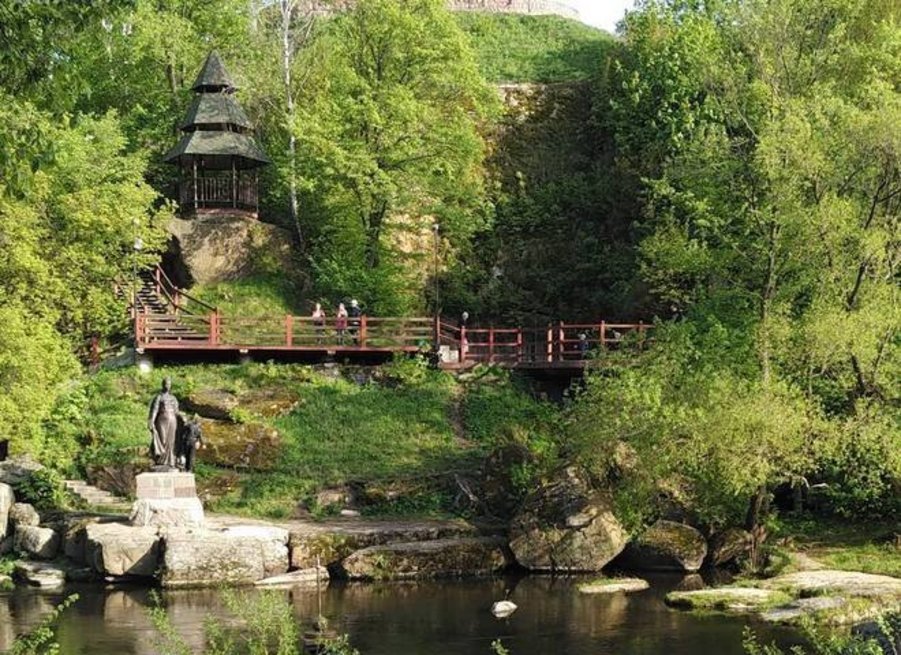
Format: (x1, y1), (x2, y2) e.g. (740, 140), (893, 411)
(0, 574), (801, 654)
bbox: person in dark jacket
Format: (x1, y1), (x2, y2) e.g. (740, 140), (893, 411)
(348, 299), (363, 344)
(178, 417), (203, 473)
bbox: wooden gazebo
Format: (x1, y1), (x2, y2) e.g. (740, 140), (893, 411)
(163, 51), (269, 217)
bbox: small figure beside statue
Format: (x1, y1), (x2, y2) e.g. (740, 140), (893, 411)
(147, 377), (203, 473)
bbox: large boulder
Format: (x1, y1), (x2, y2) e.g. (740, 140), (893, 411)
(85, 522), (161, 578)
(508, 466), (627, 572)
(14, 526), (60, 560)
(0, 483), (13, 539)
(0, 456), (42, 486)
(161, 525), (289, 588)
(199, 419), (281, 470)
(8, 502), (39, 529)
(182, 389), (239, 421)
(616, 520), (708, 572)
(130, 497), (205, 528)
(341, 537), (509, 580)
(707, 527), (752, 568)
(287, 518), (482, 569)
(165, 214), (294, 286)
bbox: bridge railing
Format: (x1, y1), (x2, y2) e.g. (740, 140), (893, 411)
(136, 311), (652, 364)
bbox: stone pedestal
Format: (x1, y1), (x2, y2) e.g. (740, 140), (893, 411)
(130, 472), (204, 528)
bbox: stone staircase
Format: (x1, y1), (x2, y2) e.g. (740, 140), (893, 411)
(64, 479), (131, 511)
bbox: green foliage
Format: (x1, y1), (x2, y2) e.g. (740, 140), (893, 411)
(742, 614), (898, 655)
(194, 275), (303, 317)
(292, 0), (498, 314)
(456, 14), (614, 83)
(490, 639), (511, 655)
(13, 468), (69, 510)
(9, 594), (79, 655)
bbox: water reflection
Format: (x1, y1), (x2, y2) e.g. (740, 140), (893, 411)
(0, 575), (801, 655)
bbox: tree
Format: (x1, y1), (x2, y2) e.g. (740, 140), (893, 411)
(292, 0), (497, 311)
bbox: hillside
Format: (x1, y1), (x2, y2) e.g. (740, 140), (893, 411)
(456, 13), (615, 83)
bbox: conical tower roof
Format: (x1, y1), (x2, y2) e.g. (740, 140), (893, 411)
(164, 50), (269, 170)
(191, 50), (235, 93)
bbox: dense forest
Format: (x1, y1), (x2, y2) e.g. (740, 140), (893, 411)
(0, 0), (898, 540)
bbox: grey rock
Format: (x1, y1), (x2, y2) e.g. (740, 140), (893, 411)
(759, 570), (901, 599)
(0, 456), (43, 486)
(256, 566), (329, 587)
(761, 597), (847, 623)
(617, 520), (708, 572)
(130, 497), (205, 528)
(0, 483), (13, 540)
(85, 522), (161, 578)
(509, 466), (627, 572)
(14, 526), (60, 560)
(161, 525), (289, 587)
(341, 537), (509, 580)
(182, 389), (239, 421)
(578, 577), (650, 594)
(9, 503), (40, 529)
(13, 561), (66, 588)
(707, 528), (752, 568)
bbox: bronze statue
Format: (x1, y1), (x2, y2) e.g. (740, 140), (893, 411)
(148, 377), (180, 470)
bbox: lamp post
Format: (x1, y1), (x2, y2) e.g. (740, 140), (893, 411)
(432, 222), (440, 352)
(132, 230), (143, 317)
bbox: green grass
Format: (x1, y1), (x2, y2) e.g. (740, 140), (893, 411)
(781, 517), (901, 577)
(193, 274), (303, 316)
(456, 14), (615, 83)
(56, 360), (556, 519)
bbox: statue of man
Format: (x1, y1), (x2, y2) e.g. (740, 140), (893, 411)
(148, 377), (180, 470)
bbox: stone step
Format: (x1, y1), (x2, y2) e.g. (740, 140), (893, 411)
(64, 479), (129, 508)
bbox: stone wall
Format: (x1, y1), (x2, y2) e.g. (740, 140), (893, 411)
(303, 0), (580, 21)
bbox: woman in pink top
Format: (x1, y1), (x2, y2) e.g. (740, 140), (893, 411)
(312, 302), (327, 344)
(335, 302), (349, 345)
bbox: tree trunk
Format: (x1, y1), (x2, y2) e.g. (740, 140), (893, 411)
(759, 221), (779, 386)
(281, 0), (303, 251)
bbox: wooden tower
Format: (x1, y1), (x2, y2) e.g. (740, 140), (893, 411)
(163, 51), (269, 217)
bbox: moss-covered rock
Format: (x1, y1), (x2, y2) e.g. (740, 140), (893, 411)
(199, 418), (281, 470)
(616, 520), (708, 572)
(340, 537), (509, 580)
(579, 577), (649, 594)
(509, 466), (627, 572)
(183, 389), (239, 421)
(665, 587), (790, 612)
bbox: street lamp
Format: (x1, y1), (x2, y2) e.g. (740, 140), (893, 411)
(132, 231), (143, 317)
(432, 222), (440, 352)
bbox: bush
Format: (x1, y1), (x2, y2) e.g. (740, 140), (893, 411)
(14, 468), (68, 510)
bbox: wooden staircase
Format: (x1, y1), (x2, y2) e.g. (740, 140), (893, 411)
(133, 268), (214, 344)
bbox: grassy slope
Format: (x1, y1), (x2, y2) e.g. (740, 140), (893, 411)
(456, 13), (615, 83)
(70, 361), (559, 519)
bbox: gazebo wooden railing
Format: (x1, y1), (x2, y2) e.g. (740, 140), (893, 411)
(178, 175), (259, 211)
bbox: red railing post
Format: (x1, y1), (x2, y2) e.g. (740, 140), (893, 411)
(460, 325), (467, 364)
(488, 327), (495, 363)
(209, 311), (220, 346)
(516, 329), (523, 365)
(558, 321), (565, 361)
(154, 266), (161, 297)
(285, 315), (293, 347)
(360, 315), (367, 347)
(546, 324), (553, 362)
(600, 320), (606, 349)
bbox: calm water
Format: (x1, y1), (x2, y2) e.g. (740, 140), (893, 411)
(1, 575), (802, 655)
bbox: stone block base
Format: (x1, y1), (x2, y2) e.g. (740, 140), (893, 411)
(130, 498), (204, 528)
(135, 472), (197, 500)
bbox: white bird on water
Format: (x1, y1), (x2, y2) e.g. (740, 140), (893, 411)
(491, 590), (517, 618)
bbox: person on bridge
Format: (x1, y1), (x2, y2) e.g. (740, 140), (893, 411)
(335, 302), (349, 345)
(312, 302), (327, 344)
(348, 299), (363, 344)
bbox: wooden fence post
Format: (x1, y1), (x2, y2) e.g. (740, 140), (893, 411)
(488, 327), (495, 363)
(516, 329), (523, 365)
(360, 315), (367, 348)
(285, 315), (293, 347)
(460, 325), (467, 364)
(600, 320), (606, 349)
(558, 321), (565, 361)
(546, 324), (553, 362)
(210, 312), (220, 346)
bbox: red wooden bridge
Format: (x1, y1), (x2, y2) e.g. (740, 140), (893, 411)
(133, 268), (650, 371)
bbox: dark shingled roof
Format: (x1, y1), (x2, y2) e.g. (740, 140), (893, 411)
(191, 50), (235, 92)
(162, 130), (270, 168)
(179, 93), (253, 132)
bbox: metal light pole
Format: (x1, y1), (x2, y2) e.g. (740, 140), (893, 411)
(132, 230), (143, 317)
(432, 222), (440, 352)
